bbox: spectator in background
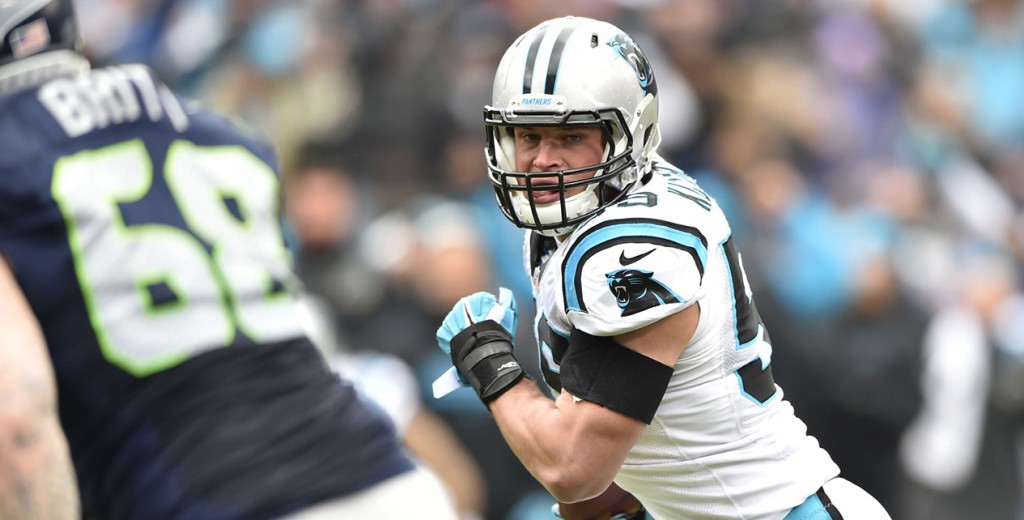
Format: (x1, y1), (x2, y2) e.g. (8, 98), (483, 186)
(900, 244), (1024, 520)
(112, 0), (364, 172)
(771, 229), (929, 514)
(917, 0), (1024, 158)
(283, 141), (394, 355)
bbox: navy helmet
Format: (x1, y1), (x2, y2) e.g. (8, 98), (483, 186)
(0, 0), (88, 94)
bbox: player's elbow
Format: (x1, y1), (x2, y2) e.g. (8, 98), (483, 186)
(0, 404), (51, 444)
(0, 392), (61, 466)
(539, 466), (614, 504)
(0, 372), (60, 439)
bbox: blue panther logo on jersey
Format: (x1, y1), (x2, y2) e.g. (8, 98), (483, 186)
(607, 33), (657, 96)
(606, 268), (680, 316)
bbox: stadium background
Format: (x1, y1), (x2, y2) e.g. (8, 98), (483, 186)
(76, 0), (1024, 518)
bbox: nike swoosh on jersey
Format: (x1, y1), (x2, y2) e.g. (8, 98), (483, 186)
(619, 248), (655, 266)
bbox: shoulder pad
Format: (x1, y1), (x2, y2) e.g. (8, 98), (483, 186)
(561, 216), (706, 336)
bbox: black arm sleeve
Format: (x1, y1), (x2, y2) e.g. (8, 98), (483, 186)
(559, 329), (673, 424)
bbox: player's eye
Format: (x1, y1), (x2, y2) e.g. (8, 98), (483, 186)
(515, 130), (540, 143)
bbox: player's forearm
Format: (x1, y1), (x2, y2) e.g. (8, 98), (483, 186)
(436, 289), (638, 501)
(0, 392), (80, 520)
(489, 382), (636, 503)
(0, 261), (81, 519)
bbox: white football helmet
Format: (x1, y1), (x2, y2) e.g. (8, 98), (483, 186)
(485, 16), (661, 236)
(0, 0), (88, 95)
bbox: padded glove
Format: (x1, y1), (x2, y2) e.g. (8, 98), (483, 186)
(436, 288), (524, 402)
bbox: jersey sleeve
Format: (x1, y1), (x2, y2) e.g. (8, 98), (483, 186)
(562, 218), (708, 336)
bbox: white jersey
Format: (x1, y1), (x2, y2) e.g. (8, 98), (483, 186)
(525, 156), (840, 519)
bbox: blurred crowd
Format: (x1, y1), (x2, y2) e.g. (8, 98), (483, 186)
(78, 0), (1024, 518)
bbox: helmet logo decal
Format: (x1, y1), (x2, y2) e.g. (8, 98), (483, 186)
(607, 33), (657, 96)
(10, 19), (51, 59)
(521, 97), (553, 106)
(606, 268), (680, 316)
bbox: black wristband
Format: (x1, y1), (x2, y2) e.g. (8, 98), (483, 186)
(450, 321), (525, 402)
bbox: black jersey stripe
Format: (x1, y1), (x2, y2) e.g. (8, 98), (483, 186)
(522, 26), (549, 94)
(544, 25), (577, 94)
(561, 218), (709, 314)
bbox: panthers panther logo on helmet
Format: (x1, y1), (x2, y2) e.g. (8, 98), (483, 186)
(607, 33), (657, 97)
(606, 268), (680, 317)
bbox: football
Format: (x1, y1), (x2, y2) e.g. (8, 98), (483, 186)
(556, 482), (644, 520)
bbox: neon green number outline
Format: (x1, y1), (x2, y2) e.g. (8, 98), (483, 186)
(51, 138), (300, 377)
(164, 140), (298, 343)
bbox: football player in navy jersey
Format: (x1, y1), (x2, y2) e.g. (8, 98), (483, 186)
(435, 16), (892, 520)
(0, 1), (458, 519)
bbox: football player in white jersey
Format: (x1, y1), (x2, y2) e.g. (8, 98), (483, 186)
(435, 16), (892, 520)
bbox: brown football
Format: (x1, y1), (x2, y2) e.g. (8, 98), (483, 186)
(557, 482), (643, 520)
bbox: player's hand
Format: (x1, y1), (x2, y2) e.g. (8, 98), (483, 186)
(435, 288), (524, 403)
(437, 287), (518, 353)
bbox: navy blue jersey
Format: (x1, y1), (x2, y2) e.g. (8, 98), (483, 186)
(0, 64), (413, 520)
